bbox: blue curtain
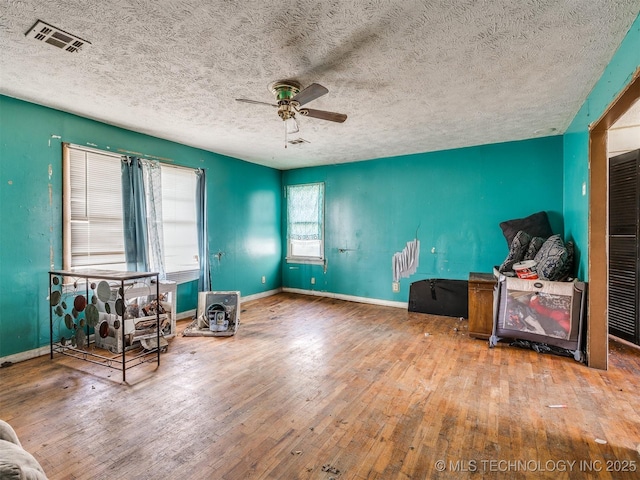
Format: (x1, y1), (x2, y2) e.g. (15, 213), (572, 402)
(196, 168), (210, 291)
(121, 157), (150, 272)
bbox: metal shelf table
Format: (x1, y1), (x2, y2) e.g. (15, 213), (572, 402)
(49, 269), (160, 382)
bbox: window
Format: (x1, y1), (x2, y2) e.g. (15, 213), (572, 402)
(64, 146), (126, 270)
(63, 144), (200, 282)
(160, 165), (199, 280)
(286, 182), (324, 264)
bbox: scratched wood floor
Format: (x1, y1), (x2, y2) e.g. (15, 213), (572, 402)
(1, 293), (640, 479)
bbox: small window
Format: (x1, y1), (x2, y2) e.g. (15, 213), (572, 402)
(286, 182), (324, 264)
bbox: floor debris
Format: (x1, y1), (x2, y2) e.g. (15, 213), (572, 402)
(595, 438), (607, 444)
(322, 464), (341, 475)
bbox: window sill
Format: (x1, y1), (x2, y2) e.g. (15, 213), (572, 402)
(285, 257), (325, 266)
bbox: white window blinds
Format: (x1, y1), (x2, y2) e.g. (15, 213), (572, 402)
(161, 165), (199, 279)
(65, 145), (126, 270)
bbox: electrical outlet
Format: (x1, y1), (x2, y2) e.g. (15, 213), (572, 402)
(392, 282), (400, 293)
(261, 275), (266, 284)
(311, 277), (316, 285)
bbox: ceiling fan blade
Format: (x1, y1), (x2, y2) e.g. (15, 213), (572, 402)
(235, 98), (277, 107)
(291, 83), (328, 106)
(299, 108), (347, 123)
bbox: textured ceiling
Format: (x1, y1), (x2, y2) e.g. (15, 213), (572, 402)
(1, 1), (639, 170)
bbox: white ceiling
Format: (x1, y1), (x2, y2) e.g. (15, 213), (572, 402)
(1, 1), (639, 170)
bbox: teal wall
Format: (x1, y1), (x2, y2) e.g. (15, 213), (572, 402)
(282, 136), (564, 302)
(2, 12), (636, 358)
(562, 130), (589, 280)
(564, 12), (640, 278)
(0, 95), (282, 358)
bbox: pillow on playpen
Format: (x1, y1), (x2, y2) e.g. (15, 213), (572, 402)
(523, 236), (545, 261)
(499, 211), (553, 247)
(555, 240), (575, 280)
(499, 230), (531, 273)
(534, 234), (571, 281)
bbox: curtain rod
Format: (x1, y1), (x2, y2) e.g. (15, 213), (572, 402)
(116, 148), (174, 163)
(67, 143), (201, 173)
(66, 143), (173, 162)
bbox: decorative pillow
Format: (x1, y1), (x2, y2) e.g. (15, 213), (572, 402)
(523, 236), (545, 261)
(554, 240), (575, 280)
(499, 211), (553, 247)
(534, 234), (570, 281)
(499, 230), (532, 273)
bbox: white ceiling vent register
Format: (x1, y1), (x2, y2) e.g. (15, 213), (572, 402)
(287, 138), (310, 145)
(25, 20), (90, 53)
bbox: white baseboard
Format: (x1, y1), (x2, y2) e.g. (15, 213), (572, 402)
(242, 288), (282, 302)
(609, 334), (640, 351)
(1, 288), (403, 365)
(282, 287), (408, 309)
(0, 345), (51, 366)
(175, 289), (282, 321)
(0, 311), (197, 365)
(176, 309), (196, 321)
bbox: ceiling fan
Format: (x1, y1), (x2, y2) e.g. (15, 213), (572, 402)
(236, 80), (347, 144)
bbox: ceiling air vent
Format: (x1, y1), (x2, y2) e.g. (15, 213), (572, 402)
(25, 20), (90, 53)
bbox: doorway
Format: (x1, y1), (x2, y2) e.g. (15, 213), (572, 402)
(608, 148), (640, 345)
(589, 69), (640, 369)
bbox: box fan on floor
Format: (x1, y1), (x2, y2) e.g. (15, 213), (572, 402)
(183, 291), (240, 337)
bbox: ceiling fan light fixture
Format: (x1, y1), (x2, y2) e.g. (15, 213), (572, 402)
(284, 115), (299, 134)
(270, 80), (301, 100)
(277, 100), (299, 143)
(236, 79), (347, 147)
(283, 115), (299, 148)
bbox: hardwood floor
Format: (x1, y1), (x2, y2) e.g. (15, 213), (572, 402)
(1, 292), (640, 479)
